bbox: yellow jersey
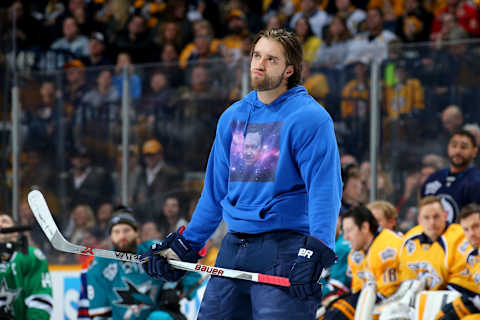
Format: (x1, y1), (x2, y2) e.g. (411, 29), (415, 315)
(348, 229), (403, 298)
(398, 224), (471, 291)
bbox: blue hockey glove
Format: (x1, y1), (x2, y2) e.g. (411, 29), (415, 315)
(141, 227), (202, 282)
(289, 235), (336, 300)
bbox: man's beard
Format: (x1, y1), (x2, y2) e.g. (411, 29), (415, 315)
(251, 67), (286, 91)
(113, 238), (137, 253)
(449, 154), (471, 169)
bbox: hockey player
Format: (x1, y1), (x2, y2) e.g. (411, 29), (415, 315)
(142, 28), (342, 320)
(0, 213), (53, 319)
(421, 129), (480, 223)
(398, 196), (473, 292)
(86, 207), (201, 319)
(435, 203), (480, 319)
(322, 206), (402, 319)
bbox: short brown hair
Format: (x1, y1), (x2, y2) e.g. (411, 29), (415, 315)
(418, 196), (443, 211)
(367, 200), (398, 220)
(250, 29), (303, 89)
(460, 203), (480, 220)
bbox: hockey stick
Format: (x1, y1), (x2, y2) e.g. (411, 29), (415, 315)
(27, 190), (290, 287)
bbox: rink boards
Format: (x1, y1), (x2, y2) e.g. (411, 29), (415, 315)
(49, 265), (206, 320)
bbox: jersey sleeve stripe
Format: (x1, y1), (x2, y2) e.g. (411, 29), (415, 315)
(89, 306), (112, 316)
(25, 294), (53, 313)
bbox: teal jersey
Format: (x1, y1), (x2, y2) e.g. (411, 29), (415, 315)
(0, 246), (53, 320)
(322, 233), (351, 296)
(87, 241), (201, 320)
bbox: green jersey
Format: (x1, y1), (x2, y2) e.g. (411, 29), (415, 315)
(0, 246), (53, 320)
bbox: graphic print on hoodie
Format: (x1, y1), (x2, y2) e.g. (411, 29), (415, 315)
(229, 121), (282, 182)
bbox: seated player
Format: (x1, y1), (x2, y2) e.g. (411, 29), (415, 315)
(435, 203), (480, 319)
(322, 206), (403, 320)
(398, 196), (472, 292)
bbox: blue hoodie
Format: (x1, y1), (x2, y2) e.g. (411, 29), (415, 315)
(183, 86), (342, 251)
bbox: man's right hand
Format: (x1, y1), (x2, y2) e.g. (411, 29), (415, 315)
(141, 227), (202, 282)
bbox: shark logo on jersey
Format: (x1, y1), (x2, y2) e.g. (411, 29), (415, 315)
(424, 181), (442, 195)
(113, 277), (155, 317)
(0, 278), (21, 314)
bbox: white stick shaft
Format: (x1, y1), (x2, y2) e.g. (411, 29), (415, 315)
(27, 190), (290, 287)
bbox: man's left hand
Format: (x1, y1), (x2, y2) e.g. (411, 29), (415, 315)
(289, 236), (336, 300)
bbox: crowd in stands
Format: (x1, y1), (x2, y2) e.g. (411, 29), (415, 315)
(1, 0), (480, 268)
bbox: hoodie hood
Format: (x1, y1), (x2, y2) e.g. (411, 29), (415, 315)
(244, 86), (308, 109)
(242, 86), (308, 135)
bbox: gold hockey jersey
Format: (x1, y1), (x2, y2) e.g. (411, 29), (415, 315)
(348, 229), (403, 298)
(398, 223), (471, 291)
(465, 247), (480, 294)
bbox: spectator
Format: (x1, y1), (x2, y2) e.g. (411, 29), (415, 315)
(24, 81), (60, 155)
(222, 10), (250, 60)
(431, 0), (480, 38)
(265, 14), (286, 30)
(76, 69), (121, 144)
(314, 15), (352, 68)
(140, 220), (165, 242)
(383, 59), (425, 121)
(51, 17), (89, 58)
(133, 139), (182, 222)
(367, 200), (398, 231)
(161, 195), (188, 234)
(78, 227), (102, 264)
(345, 8), (397, 64)
(421, 129), (480, 223)
(302, 61), (330, 106)
(179, 20), (223, 69)
(114, 15), (156, 63)
(64, 59), (88, 121)
(96, 202), (113, 237)
(154, 21), (185, 50)
(289, 0), (331, 38)
(340, 59), (370, 159)
(429, 104), (465, 154)
(81, 32), (112, 67)
(136, 70), (177, 149)
(20, 148), (52, 195)
(151, 43), (183, 88)
(175, 65), (226, 169)
(112, 52), (142, 100)
(294, 16), (322, 64)
(102, 0), (130, 45)
(0, 1), (44, 51)
(341, 168), (366, 214)
(335, 0), (366, 34)
(66, 204), (96, 245)
(63, 147), (114, 212)
(396, 0), (433, 42)
(65, 0), (99, 36)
